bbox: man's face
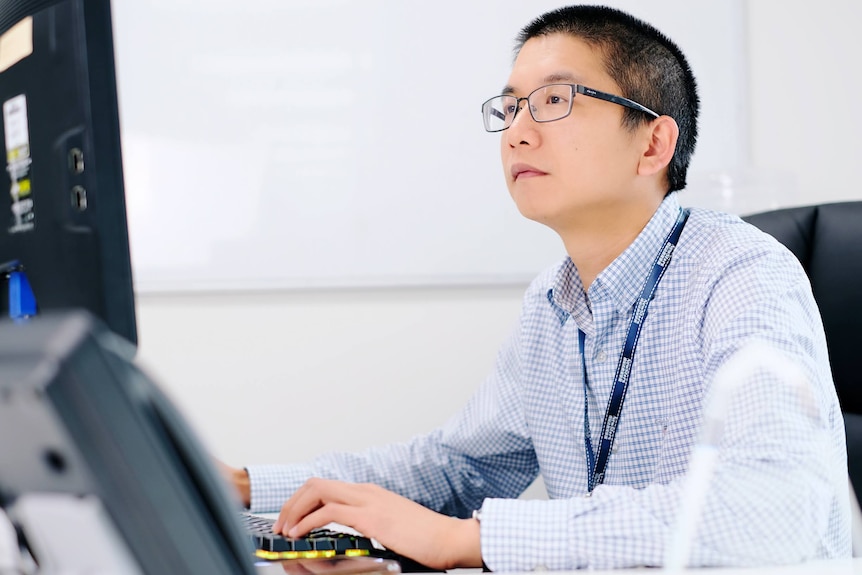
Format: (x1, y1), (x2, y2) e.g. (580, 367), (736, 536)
(501, 33), (647, 232)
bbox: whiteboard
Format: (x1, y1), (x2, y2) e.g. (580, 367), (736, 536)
(111, 0), (747, 292)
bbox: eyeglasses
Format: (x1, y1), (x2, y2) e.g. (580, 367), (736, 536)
(481, 83), (659, 132)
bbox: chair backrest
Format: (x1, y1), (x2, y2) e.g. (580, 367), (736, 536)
(743, 201), (862, 416)
(744, 201), (862, 499)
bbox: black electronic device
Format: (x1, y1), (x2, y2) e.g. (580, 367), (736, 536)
(0, 310), (257, 574)
(0, 0), (136, 345)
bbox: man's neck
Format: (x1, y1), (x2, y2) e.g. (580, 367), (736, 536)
(559, 197), (665, 292)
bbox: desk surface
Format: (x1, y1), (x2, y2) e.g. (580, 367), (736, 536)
(253, 558), (862, 575)
(499, 560), (862, 575)
(5, 507), (860, 574)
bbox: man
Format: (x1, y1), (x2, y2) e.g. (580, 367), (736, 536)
(223, 5), (850, 570)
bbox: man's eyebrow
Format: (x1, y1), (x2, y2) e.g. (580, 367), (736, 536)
(543, 72), (579, 84)
(500, 72), (581, 96)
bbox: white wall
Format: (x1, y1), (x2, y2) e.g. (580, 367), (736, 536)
(136, 285), (526, 464)
(747, 0), (862, 203)
(134, 0), (862, 500)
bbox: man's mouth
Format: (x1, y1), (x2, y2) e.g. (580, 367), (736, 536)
(511, 163), (548, 181)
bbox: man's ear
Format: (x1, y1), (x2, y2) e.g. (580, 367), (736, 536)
(637, 116), (679, 177)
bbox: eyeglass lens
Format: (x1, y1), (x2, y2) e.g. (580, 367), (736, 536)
(482, 84), (575, 132)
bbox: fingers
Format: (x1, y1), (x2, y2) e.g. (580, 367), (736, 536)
(286, 503), (357, 538)
(273, 478), (360, 535)
(274, 478), (334, 534)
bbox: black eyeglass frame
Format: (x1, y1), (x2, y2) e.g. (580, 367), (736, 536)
(481, 83), (660, 133)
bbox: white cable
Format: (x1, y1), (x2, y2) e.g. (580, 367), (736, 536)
(663, 340), (815, 571)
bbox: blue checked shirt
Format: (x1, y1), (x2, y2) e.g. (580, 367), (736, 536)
(246, 193), (851, 570)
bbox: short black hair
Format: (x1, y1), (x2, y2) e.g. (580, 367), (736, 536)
(515, 5), (699, 193)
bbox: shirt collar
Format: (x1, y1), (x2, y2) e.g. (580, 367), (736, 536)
(547, 258), (583, 325)
(548, 193), (683, 320)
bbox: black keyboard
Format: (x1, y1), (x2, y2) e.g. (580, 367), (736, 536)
(240, 513), (438, 572)
(241, 513), (379, 560)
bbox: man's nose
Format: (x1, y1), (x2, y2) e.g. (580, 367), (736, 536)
(506, 101), (537, 146)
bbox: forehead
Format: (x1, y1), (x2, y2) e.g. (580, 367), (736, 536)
(505, 33), (614, 95)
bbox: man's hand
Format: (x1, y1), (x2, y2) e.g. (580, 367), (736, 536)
(216, 460), (250, 508)
(272, 478), (482, 571)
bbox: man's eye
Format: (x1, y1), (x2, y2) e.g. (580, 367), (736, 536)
(548, 95), (567, 105)
(505, 105), (518, 115)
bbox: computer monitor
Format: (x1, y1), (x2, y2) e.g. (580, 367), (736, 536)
(0, 0), (137, 345)
(0, 309), (257, 574)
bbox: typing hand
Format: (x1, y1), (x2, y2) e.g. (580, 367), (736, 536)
(215, 460), (251, 508)
(272, 478), (482, 571)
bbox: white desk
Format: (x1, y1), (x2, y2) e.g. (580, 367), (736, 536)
(571, 559), (862, 575)
(5, 509), (860, 574)
(257, 558), (862, 575)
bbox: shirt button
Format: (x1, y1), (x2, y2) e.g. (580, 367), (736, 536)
(596, 350), (607, 362)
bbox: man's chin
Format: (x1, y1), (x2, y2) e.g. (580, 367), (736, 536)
(513, 204), (561, 231)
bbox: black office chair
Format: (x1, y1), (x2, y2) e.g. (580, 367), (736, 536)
(743, 201), (862, 497)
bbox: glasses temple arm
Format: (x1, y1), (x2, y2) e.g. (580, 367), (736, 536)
(576, 85), (660, 118)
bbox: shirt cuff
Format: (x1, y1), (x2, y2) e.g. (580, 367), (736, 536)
(245, 463), (313, 513)
(479, 497), (597, 572)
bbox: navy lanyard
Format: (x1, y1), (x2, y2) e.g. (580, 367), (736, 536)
(579, 207), (689, 492)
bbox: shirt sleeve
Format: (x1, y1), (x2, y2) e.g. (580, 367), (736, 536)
(247, 319), (541, 516)
(479, 247), (848, 571)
